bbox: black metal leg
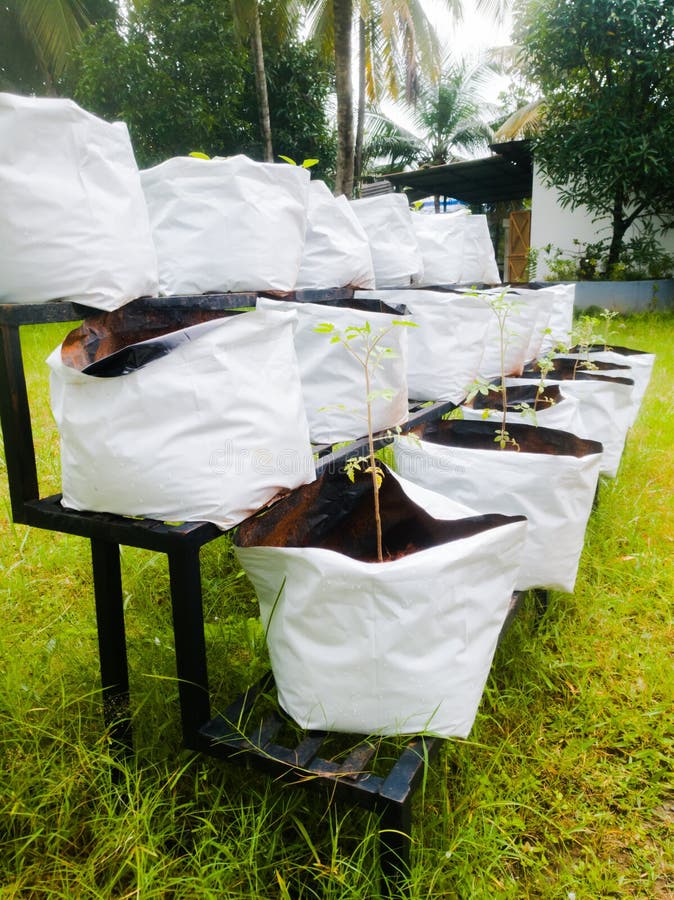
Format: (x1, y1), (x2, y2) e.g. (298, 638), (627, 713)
(379, 799), (412, 895)
(167, 547), (211, 751)
(90, 537), (132, 754)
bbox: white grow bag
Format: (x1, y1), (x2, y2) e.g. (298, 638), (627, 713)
(467, 291), (538, 380)
(393, 421), (603, 593)
(514, 373), (634, 478)
(235, 468), (527, 737)
(256, 297), (409, 444)
(355, 288), (490, 403)
(141, 155), (310, 294)
(48, 310), (315, 527)
(539, 284), (575, 355)
(559, 349), (655, 426)
(506, 288), (554, 363)
(0, 92), (158, 310)
(459, 215), (500, 285)
(349, 194), (424, 288)
(460, 379), (584, 435)
(296, 180), (375, 290)
(411, 212), (467, 285)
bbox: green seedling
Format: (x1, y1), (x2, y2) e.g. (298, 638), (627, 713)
(465, 288), (526, 449)
(599, 307), (624, 350)
(278, 155), (319, 168)
(314, 318), (416, 562)
(571, 314), (602, 378)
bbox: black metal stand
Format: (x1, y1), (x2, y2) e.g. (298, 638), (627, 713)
(0, 293), (517, 892)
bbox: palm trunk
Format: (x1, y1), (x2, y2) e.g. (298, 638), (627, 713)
(333, 0), (354, 197)
(250, 2), (273, 163)
(354, 15), (366, 194)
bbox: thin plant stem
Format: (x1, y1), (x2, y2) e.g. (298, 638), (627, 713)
(363, 353), (383, 563)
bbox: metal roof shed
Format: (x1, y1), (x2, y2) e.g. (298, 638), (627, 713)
(382, 141), (533, 205)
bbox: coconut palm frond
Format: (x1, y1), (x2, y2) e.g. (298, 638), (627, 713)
(494, 98), (544, 140)
(11, 0), (87, 76)
(305, 0), (334, 60)
(474, 0), (510, 27)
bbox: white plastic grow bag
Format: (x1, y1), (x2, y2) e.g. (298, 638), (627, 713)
(515, 373), (634, 478)
(48, 309), (315, 527)
(558, 349), (654, 426)
(141, 155), (310, 294)
(296, 180), (375, 289)
(0, 92), (158, 310)
(460, 379), (584, 435)
(507, 288), (554, 363)
(355, 288), (490, 403)
(539, 284), (575, 354)
(256, 297), (409, 444)
(349, 194), (424, 288)
(411, 212), (467, 285)
(235, 471), (527, 737)
(468, 291), (538, 380)
(393, 425), (602, 593)
(459, 215), (500, 285)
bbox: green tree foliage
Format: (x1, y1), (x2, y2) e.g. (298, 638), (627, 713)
(65, 0), (334, 175)
(516, 0), (674, 270)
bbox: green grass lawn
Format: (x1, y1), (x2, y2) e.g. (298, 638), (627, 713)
(1, 313), (672, 898)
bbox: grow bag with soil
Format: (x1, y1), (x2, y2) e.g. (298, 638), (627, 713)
(556, 347), (655, 426)
(460, 381), (583, 435)
(393, 418), (603, 593)
(49, 308), (315, 527)
(512, 369), (634, 478)
(234, 464), (527, 737)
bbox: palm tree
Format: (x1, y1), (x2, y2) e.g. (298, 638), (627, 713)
(309, 0), (511, 197)
(229, 1), (302, 162)
(364, 56), (497, 207)
(0, 0), (114, 95)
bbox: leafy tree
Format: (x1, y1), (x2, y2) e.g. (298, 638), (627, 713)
(0, 0), (115, 95)
(66, 0), (334, 176)
(516, 0), (674, 271)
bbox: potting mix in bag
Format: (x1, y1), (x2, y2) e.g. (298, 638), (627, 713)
(141, 154), (310, 294)
(349, 193), (424, 287)
(296, 180), (375, 290)
(256, 297), (409, 444)
(0, 92), (158, 310)
(558, 347), (655, 426)
(235, 465), (527, 737)
(48, 309), (315, 527)
(393, 420), (603, 593)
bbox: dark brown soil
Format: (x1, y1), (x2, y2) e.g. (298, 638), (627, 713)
(419, 418), (603, 458)
(235, 463), (524, 563)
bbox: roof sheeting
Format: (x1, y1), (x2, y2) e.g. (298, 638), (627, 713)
(382, 141), (533, 205)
